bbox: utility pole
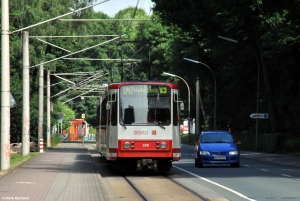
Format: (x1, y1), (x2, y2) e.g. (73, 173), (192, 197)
(22, 31), (30, 156)
(38, 64), (44, 152)
(47, 70), (51, 147)
(196, 78), (200, 135)
(1, 0), (11, 170)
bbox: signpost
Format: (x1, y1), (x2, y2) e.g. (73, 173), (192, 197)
(249, 113), (268, 119)
(250, 113), (268, 152)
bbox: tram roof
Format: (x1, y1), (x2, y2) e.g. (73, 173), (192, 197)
(109, 80), (179, 90)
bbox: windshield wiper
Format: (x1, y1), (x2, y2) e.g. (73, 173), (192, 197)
(120, 123), (126, 129)
(159, 125), (165, 129)
(156, 122), (165, 129)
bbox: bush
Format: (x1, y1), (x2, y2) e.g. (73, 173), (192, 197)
(181, 133), (200, 145)
(284, 138), (300, 154)
(51, 134), (61, 147)
(231, 130), (255, 151)
(258, 133), (285, 153)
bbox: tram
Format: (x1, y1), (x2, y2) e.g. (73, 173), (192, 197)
(95, 78), (183, 172)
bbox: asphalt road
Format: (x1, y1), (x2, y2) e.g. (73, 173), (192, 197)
(172, 144), (300, 201)
(3, 143), (299, 201)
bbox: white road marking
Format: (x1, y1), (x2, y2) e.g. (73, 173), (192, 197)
(260, 169), (269, 172)
(174, 165), (256, 201)
(16, 182), (35, 184)
(281, 174), (292, 177)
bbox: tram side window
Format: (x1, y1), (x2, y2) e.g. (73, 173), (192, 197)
(96, 105), (100, 125)
(101, 97), (107, 125)
(96, 97), (107, 126)
(111, 94), (117, 126)
(173, 94), (178, 126)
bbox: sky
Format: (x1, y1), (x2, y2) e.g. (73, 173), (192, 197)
(93, 0), (153, 17)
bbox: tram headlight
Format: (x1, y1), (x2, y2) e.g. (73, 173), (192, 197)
(160, 142), (167, 149)
(124, 142), (130, 149)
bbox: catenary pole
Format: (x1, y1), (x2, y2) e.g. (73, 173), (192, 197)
(38, 64), (44, 152)
(47, 70), (51, 147)
(1, 0), (11, 170)
(22, 31), (30, 156)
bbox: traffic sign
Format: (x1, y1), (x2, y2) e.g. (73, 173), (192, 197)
(249, 113), (268, 119)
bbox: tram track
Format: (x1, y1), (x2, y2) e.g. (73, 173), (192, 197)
(123, 175), (148, 201)
(90, 144), (207, 200)
(121, 174), (206, 201)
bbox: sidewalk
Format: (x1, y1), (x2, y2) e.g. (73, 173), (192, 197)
(0, 143), (112, 201)
(240, 150), (300, 166)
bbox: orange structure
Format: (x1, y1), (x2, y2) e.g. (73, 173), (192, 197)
(69, 119), (86, 141)
(62, 130), (67, 136)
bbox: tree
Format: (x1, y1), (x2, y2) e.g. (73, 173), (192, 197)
(152, 0), (300, 137)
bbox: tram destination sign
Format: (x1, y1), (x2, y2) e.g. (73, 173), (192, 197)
(121, 85), (170, 95)
(249, 113), (269, 119)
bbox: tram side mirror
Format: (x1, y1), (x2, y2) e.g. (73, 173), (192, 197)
(106, 103), (110, 110)
(10, 93), (17, 108)
(180, 102), (184, 110)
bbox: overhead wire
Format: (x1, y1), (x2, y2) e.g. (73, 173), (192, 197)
(121, 0), (154, 68)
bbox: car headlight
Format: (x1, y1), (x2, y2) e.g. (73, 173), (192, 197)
(199, 151), (210, 155)
(229, 150), (239, 155)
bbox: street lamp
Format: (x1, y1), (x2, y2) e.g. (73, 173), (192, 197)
(163, 72), (191, 143)
(184, 58), (217, 130)
(218, 36), (260, 151)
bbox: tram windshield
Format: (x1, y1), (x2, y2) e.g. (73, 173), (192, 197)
(120, 84), (171, 126)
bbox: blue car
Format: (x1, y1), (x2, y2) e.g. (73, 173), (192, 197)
(194, 130), (240, 167)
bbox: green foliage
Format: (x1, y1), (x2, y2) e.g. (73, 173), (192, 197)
(89, 126), (96, 134)
(7, 152), (40, 174)
(3, 0), (300, 154)
(181, 133), (200, 145)
(284, 138), (300, 154)
(53, 101), (76, 131)
(51, 134), (62, 147)
(152, 0), (300, 142)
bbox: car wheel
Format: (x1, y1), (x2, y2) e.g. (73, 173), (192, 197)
(195, 158), (203, 168)
(230, 162), (240, 167)
(195, 158), (199, 167)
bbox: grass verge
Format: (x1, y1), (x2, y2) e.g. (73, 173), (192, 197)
(0, 152), (40, 177)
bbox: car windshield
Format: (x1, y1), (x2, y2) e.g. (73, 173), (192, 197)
(201, 133), (234, 143)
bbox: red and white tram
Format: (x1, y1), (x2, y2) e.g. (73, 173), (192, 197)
(95, 79), (183, 172)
